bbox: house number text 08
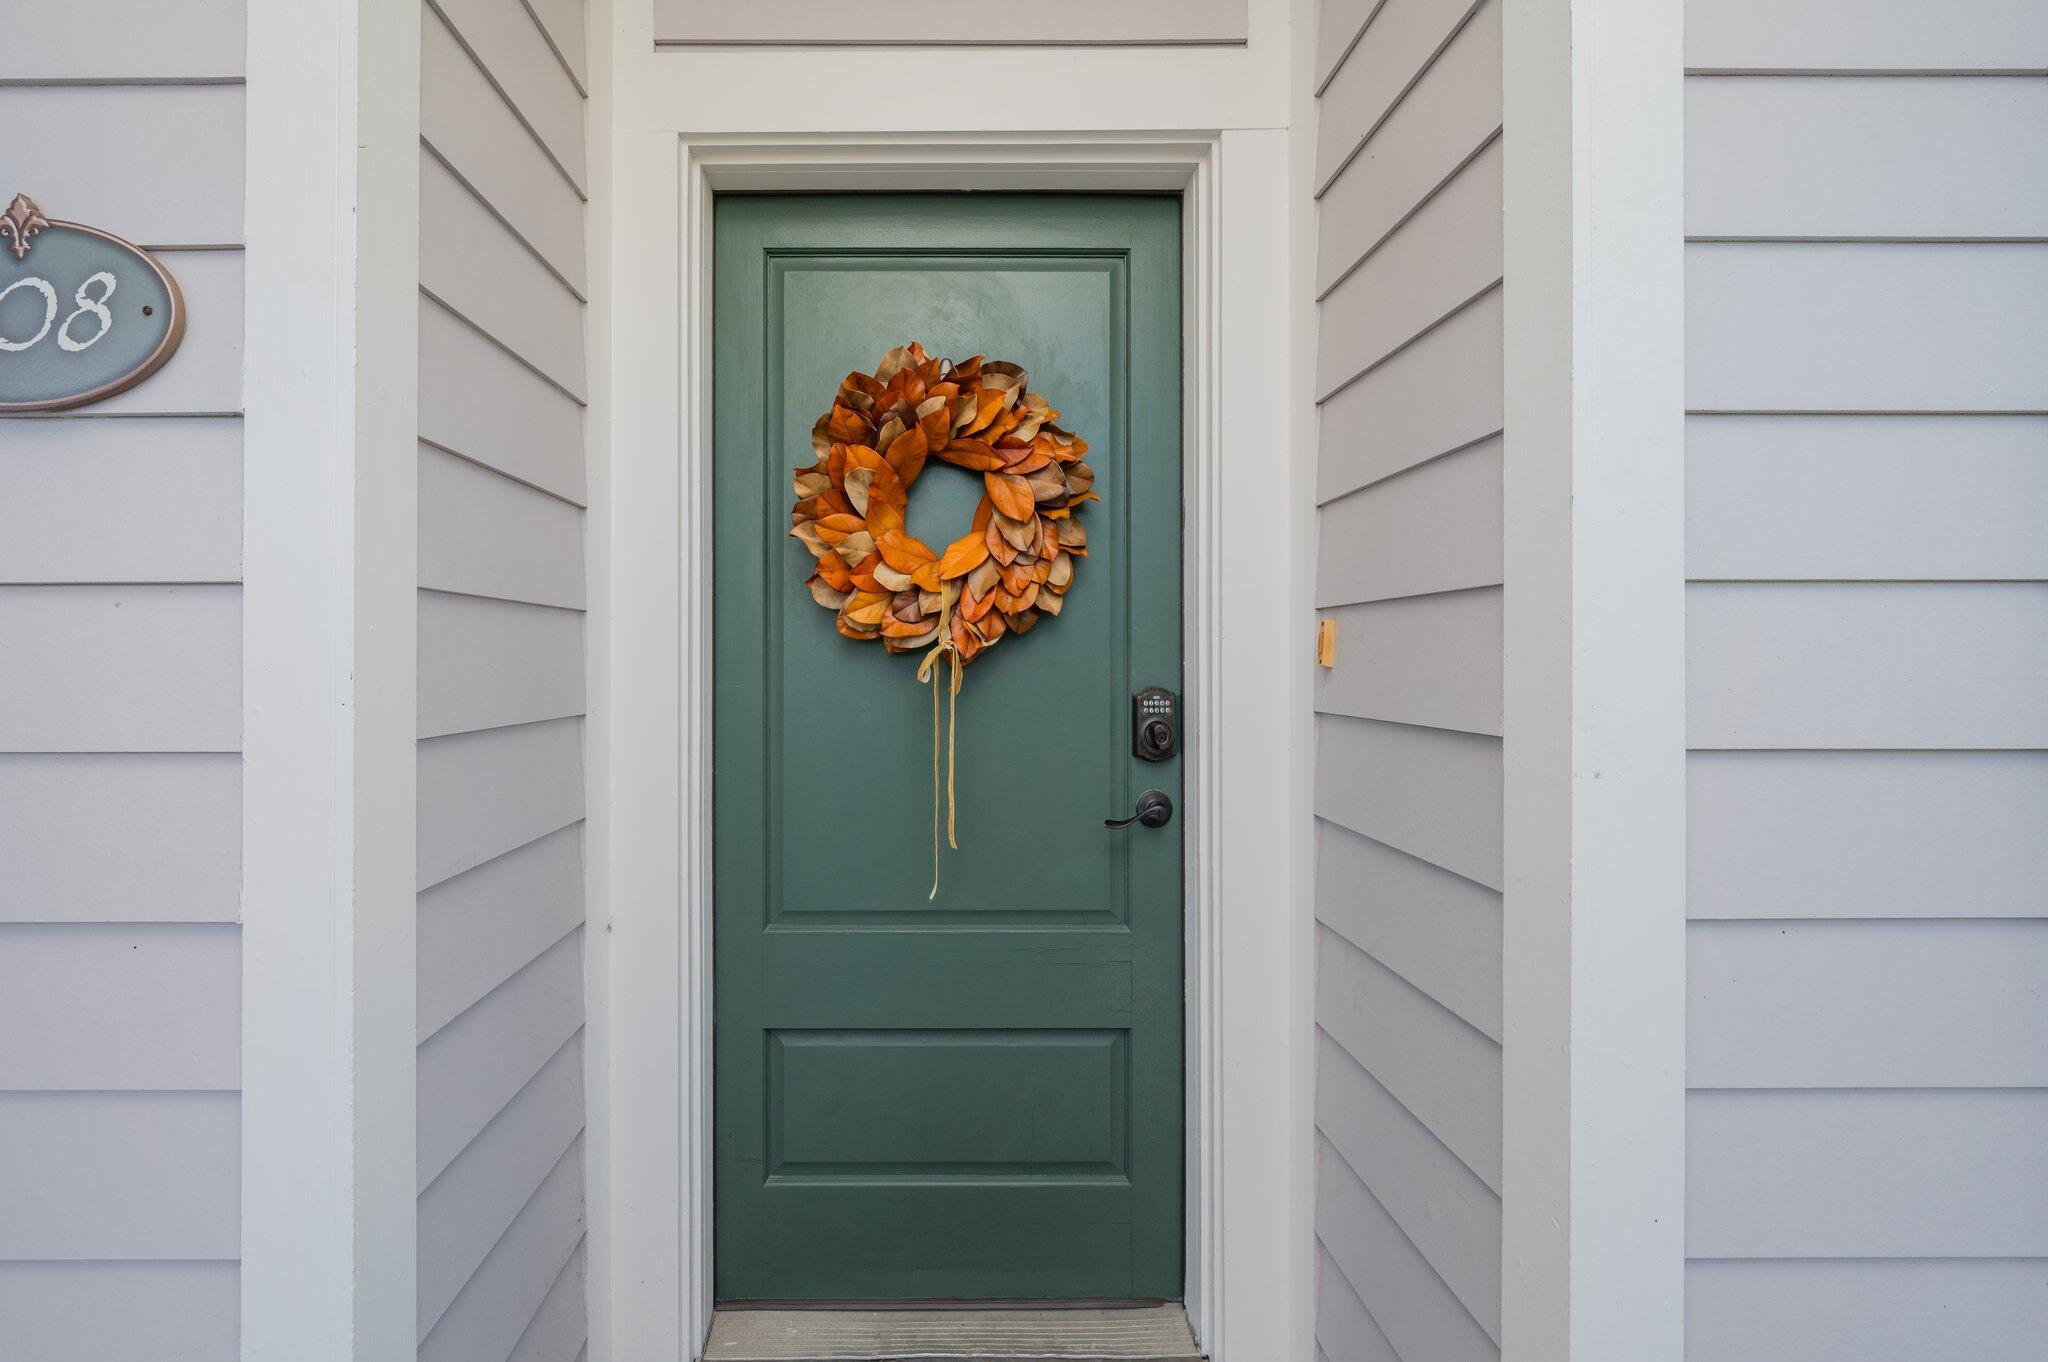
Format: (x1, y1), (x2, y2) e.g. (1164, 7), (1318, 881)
(0, 270), (119, 353)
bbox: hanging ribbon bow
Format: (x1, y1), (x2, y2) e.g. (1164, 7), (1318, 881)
(915, 582), (964, 899)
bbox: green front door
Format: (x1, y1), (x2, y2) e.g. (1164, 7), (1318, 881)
(712, 194), (1184, 1301)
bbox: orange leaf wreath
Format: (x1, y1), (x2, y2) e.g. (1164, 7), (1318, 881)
(791, 343), (1099, 896)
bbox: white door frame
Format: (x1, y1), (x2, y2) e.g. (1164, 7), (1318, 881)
(598, 131), (1313, 1361)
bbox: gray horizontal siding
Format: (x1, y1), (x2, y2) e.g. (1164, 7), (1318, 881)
(420, 297), (587, 504)
(1686, 0), (2048, 72)
(419, 148), (585, 398)
(1688, 1088), (2048, 1258)
(1690, 919), (2048, 1087)
(0, 1092), (239, 1259)
(506, 1239), (588, 1362)
(415, 4), (588, 1355)
(1687, 416), (2048, 581)
(0, 420), (241, 584)
(1688, 243), (2048, 412)
(1317, 136), (1502, 396)
(1314, 3), (1505, 1348)
(418, 1138), (585, 1362)
(1316, 716), (1502, 891)
(1688, 582), (2048, 749)
(651, 0), (1248, 47)
(4, 0), (244, 81)
(418, 592), (584, 741)
(1313, 589), (1501, 737)
(1317, 822), (1502, 1042)
(1316, 286), (1503, 503)
(523, 0), (587, 89)
(417, 717), (585, 890)
(0, 924), (239, 1090)
(1317, 1134), (1498, 1362)
(0, 85), (244, 246)
(0, 586), (240, 753)
(1315, 1241), (1399, 1362)
(417, 936), (584, 1189)
(1686, 1258), (2048, 1362)
(1687, 77), (2048, 238)
(429, 0), (585, 190)
(419, 1038), (584, 1338)
(1689, 750), (2048, 920)
(1319, 927), (1501, 1191)
(0, 1261), (237, 1362)
(1316, 437), (1503, 607)
(418, 825), (583, 1040)
(1317, 1031), (1501, 1332)
(419, 446), (586, 609)
(1684, 28), (2048, 1357)
(1315, 0), (1488, 191)
(1317, 0), (1500, 292)
(422, 2), (585, 291)
(0, 753), (239, 923)
(0, 17), (246, 1350)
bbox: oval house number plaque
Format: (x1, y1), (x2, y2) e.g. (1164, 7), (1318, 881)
(0, 194), (185, 412)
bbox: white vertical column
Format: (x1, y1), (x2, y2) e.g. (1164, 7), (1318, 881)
(1500, 0), (1687, 1358)
(242, 0), (419, 1356)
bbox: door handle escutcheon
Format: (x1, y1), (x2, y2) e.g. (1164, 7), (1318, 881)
(1105, 789), (1174, 829)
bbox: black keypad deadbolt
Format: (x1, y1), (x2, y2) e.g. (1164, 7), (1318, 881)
(1132, 686), (1180, 762)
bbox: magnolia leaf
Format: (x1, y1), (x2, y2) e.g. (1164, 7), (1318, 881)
(843, 465), (874, 517)
(807, 577), (851, 610)
(833, 529), (877, 565)
(872, 561), (915, 593)
(876, 528), (938, 572)
(936, 532), (989, 580)
(967, 557), (1001, 597)
(986, 471), (1035, 520)
(996, 512), (1038, 552)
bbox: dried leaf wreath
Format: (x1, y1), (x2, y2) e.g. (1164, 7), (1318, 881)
(791, 343), (1098, 896)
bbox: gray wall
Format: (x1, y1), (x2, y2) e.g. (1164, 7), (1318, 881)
(414, 2), (590, 1360)
(1309, 1), (1504, 1359)
(0, 3), (246, 1358)
(1683, 5), (2048, 1359)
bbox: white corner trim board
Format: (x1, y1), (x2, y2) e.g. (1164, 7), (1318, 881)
(242, 2), (420, 1358)
(598, 130), (1312, 1362)
(1500, 0), (1688, 1360)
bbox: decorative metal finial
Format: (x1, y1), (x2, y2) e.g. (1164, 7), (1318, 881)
(2, 195), (50, 262)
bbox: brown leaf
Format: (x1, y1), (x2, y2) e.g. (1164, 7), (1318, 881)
(876, 528), (938, 573)
(843, 591), (891, 627)
(936, 531), (989, 580)
(996, 512), (1039, 553)
(807, 577), (851, 610)
(985, 471), (1035, 520)
(833, 529), (877, 566)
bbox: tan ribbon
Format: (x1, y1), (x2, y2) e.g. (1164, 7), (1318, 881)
(916, 582), (964, 899)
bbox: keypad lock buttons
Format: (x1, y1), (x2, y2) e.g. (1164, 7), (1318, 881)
(1132, 686), (1180, 762)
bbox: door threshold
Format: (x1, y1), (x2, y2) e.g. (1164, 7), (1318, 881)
(700, 1301), (1204, 1362)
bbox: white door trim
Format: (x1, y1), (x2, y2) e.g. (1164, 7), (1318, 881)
(598, 131), (1313, 1362)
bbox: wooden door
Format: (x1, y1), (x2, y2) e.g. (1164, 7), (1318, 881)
(713, 194), (1183, 1301)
